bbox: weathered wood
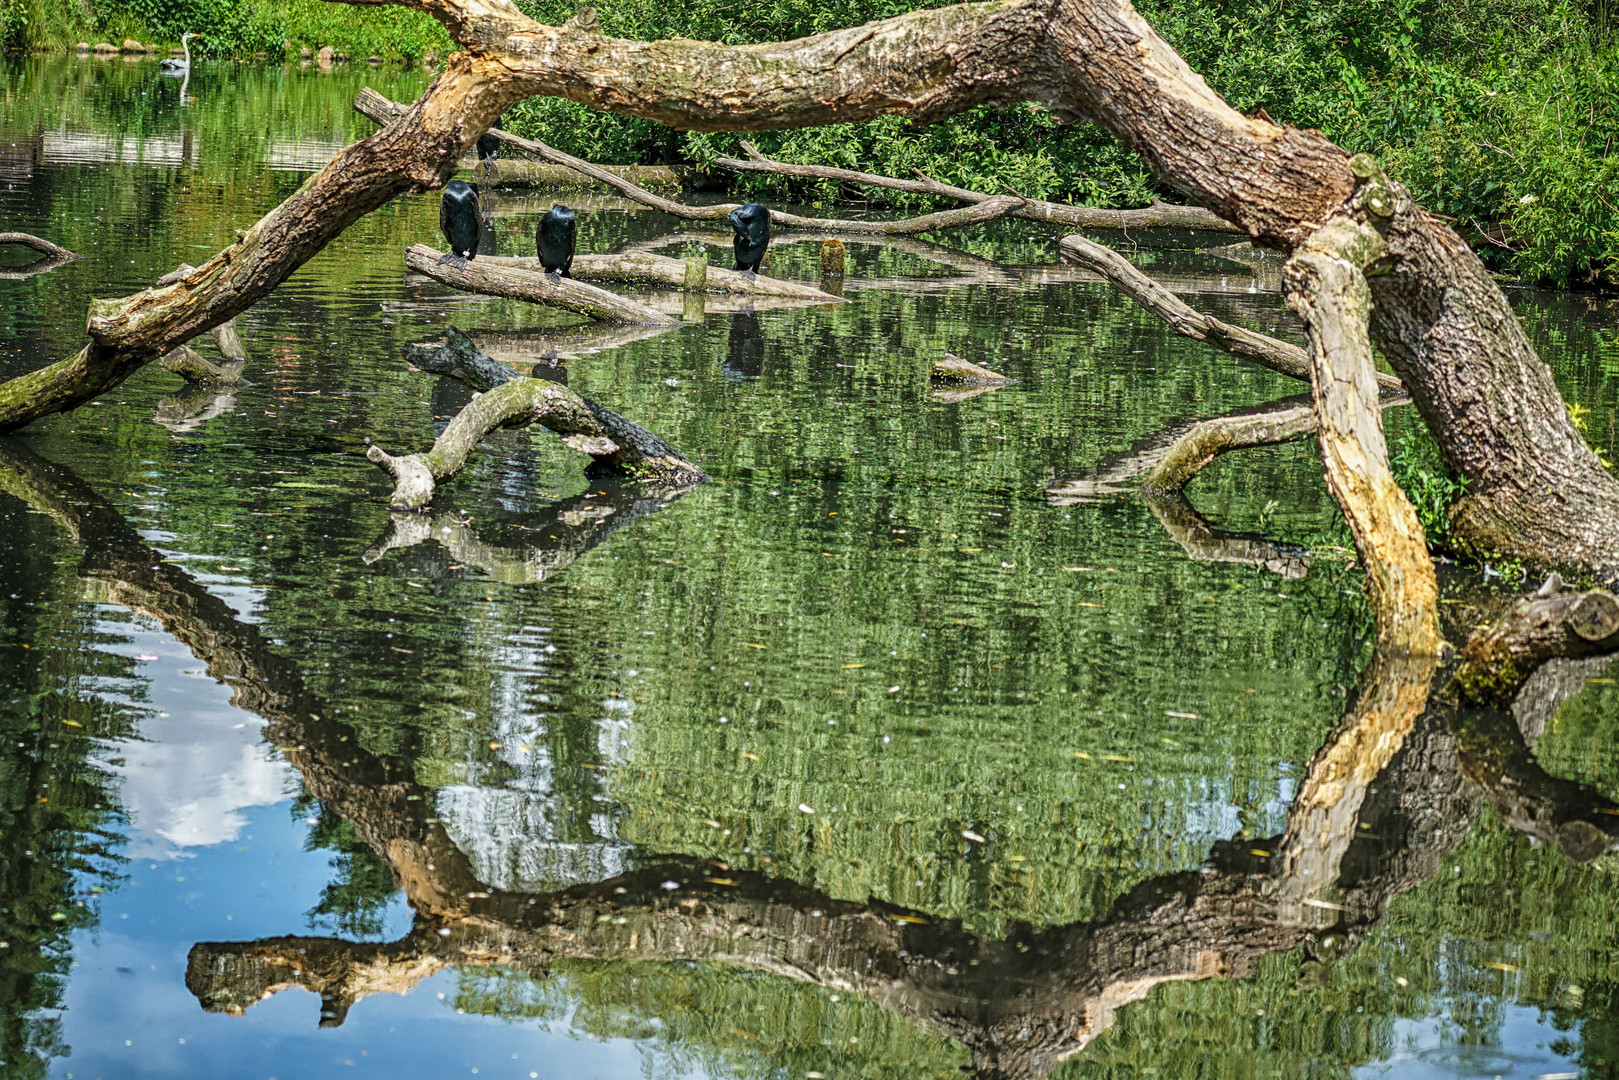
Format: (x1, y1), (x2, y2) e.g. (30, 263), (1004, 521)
(453, 156), (689, 189)
(1059, 232), (1401, 392)
(211, 319), (248, 364)
(1449, 584), (1619, 708)
(373, 327), (704, 508)
(931, 353), (1011, 383)
(1143, 404), (1317, 491)
(404, 244), (678, 324)
(1285, 207), (1439, 652)
(477, 252), (841, 300)
(361, 91), (1028, 235)
(719, 141), (1242, 233)
(159, 344), (246, 385)
(0, 231), (77, 259)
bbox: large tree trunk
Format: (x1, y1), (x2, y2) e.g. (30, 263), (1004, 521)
(1, 0), (1613, 577)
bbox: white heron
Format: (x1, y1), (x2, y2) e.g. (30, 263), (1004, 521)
(159, 32), (200, 75)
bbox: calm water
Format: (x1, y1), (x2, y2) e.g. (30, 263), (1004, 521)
(2, 54), (1618, 1080)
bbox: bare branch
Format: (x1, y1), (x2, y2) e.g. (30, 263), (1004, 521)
(0, 231), (77, 258)
(405, 245), (678, 323)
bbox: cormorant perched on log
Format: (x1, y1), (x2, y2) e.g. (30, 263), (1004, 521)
(476, 116), (503, 180)
(438, 180), (481, 268)
(537, 204), (577, 282)
(729, 202), (771, 280)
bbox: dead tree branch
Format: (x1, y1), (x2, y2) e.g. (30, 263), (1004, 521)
(405, 244), (678, 323)
(159, 345), (246, 385)
(1059, 232), (1402, 392)
(718, 140), (1242, 233)
(359, 90), (1028, 235)
(369, 327), (704, 508)
(480, 252), (842, 300)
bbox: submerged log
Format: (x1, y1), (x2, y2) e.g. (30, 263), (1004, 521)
(159, 344), (246, 385)
(718, 141), (1242, 234)
(931, 353), (1012, 383)
(404, 245), (677, 324)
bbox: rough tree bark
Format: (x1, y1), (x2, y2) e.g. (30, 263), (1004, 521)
(0, 0), (1611, 577)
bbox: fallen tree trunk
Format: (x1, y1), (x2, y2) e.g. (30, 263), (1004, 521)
(1449, 579), (1619, 708)
(405, 244), (678, 324)
(1284, 191), (1438, 651)
(719, 141), (1242, 233)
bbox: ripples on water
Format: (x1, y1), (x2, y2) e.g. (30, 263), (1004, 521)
(0, 54), (1616, 1080)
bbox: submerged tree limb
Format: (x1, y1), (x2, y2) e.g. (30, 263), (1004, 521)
(718, 140), (1242, 233)
(159, 344), (246, 385)
(405, 244), (678, 324)
(369, 327), (704, 508)
(1449, 580), (1619, 708)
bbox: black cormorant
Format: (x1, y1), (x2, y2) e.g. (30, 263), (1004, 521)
(439, 180), (481, 268)
(537, 204), (577, 282)
(729, 202), (771, 280)
(476, 116), (503, 180)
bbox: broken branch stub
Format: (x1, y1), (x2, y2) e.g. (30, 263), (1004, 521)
(1449, 586), (1619, 708)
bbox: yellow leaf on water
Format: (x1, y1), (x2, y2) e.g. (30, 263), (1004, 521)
(1074, 752), (1091, 760)
(1077, 602), (1105, 608)
(1250, 849), (1271, 858)
(962, 829), (987, 843)
(1485, 962), (1519, 972)
(741, 751), (759, 761)
(62, 720), (83, 728)
(842, 663), (867, 669)
(744, 642), (768, 649)
(705, 877), (739, 887)
(888, 914), (930, 925)
(1166, 710), (1199, 719)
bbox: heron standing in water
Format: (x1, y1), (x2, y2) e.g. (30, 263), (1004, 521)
(439, 181), (481, 268)
(729, 203), (771, 280)
(159, 32), (200, 75)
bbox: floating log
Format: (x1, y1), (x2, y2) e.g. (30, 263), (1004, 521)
(476, 252), (842, 301)
(0, 232), (78, 259)
(718, 140), (1243, 234)
(404, 245), (677, 325)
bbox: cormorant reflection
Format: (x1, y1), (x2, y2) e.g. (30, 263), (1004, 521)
(723, 309), (764, 380)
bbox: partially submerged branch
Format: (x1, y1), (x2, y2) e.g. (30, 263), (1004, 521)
(1058, 232), (1400, 392)
(405, 244), (678, 324)
(719, 141), (1242, 233)
(370, 328), (704, 508)
(480, 253), (842, 301)
(1143, 403), (1317, 491)
(1285, 201), (1438, 651)
(159, 345), (246, 385)
(1450, 579), (1619, 708)
(0, 231), (77, 259)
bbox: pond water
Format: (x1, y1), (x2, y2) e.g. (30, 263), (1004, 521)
(2, 54), (1618, 1080)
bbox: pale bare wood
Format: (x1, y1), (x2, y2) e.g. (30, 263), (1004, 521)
(0, 232), (77, 258)
(404, 244), (678, 324)
(478, 252), (842, 300)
